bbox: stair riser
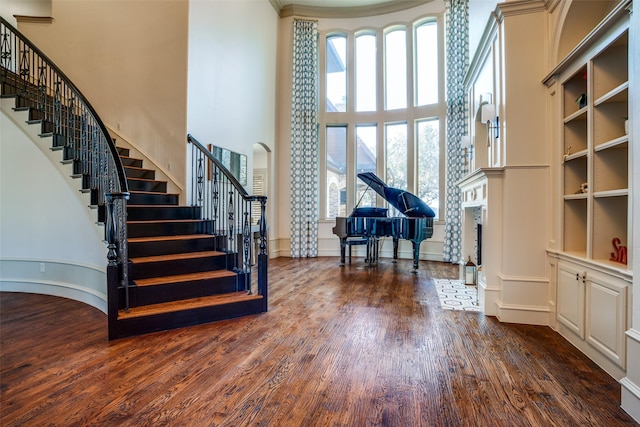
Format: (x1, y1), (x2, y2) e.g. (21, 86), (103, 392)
(127, 276), (242, 306)
(131, 256), (228, 280)
(128, 221), (212, 238)
(127, 206), (201, 221)
(120, 157), (143, 168)
(1, 82), (20, 96)
(111, 296), (264, 340)
(128, 192), (179, 205)
(128, 238), (216, 258)
(124, 168), (156, 180)
(127, 180), (167, 193)
(117, 147), (130, 157)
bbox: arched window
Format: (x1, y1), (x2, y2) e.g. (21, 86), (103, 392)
(321, 17), (444, 220)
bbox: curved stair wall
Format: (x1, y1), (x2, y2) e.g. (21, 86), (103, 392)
(0, 99), (109, 312)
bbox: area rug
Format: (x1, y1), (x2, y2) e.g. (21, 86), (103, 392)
(433, 278), (480, 312)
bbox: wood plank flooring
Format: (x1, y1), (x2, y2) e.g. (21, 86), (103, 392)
(1, 257), (637, 426)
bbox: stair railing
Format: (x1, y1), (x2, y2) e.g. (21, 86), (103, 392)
(187, 134), (268, 305)
(0, 18), (131, 311)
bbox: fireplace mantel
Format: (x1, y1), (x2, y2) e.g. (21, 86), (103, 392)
(457, 167), (505, 209)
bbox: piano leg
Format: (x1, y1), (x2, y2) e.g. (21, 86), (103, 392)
(411, 240), (422, 271)
(366, 237), (379, 264)
(392, 237), (399, 261)
(339, 237), (347, 264)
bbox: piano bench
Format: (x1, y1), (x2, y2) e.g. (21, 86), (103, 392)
(346, 238), (369, 263)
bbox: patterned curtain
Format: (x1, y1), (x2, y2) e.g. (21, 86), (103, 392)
(443, 0), (469, 264)
(290, 19), (319, 258)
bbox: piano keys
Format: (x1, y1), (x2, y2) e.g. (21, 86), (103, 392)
(332, 172), (435, 271)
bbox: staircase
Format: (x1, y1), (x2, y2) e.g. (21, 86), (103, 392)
(1, 17), (268, 340)
(112, 146), (266, 339)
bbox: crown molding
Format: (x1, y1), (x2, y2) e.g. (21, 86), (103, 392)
(275, 1), (431, 19)
(495, 0), (546, 20)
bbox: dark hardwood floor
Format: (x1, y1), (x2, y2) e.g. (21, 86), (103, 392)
(1, 257), (637, 426)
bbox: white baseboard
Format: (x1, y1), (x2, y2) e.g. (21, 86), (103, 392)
(621, 328), (640, 422)
(495, 301), (550, 325)
(0, 259), (107, 313)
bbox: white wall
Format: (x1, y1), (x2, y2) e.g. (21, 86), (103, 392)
(1, 101), (108, 312)
(468, 0), (498, 62)
(12, 0), (190, 190)
(187, 0), (279, 194)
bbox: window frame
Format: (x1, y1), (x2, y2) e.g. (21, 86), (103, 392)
(319, 15), (446, 222)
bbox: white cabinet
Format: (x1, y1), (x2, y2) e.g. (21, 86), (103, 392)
(557, 262), (586, 338)
(586, 269), (628, 369)
(556, 259), (630, 379)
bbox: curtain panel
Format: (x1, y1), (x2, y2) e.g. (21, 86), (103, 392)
(443, 0), (469, 264)
(290, 19), (319, 258)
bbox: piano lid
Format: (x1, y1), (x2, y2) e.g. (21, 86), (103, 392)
(383, 187), (435, 218)
(357, 172), (387, 199)
(357, 172), (435, 218)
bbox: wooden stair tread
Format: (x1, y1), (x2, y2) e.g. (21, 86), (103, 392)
(128, 234), (213, 243)
(130, 250), (225, 263)
(134, 269), (236, 286)
(118, 292), (262, 319)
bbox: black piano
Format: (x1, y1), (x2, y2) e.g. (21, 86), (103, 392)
(332, 172), (435, 271)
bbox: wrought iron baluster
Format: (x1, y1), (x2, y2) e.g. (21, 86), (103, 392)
(196, 155), (204, 208)
(53, 79), (62, 135)
(212, 168), (219, 236)
(228, 185), (234, 248)
(37, 64), (46, 113)
(243, 209), (251, 272)
(18, 46), (30, 97)
(1, 30), (12, 71)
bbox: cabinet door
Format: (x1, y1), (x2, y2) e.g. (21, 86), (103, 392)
(586, 271), (627, 368)
(557, 262), (585, 338)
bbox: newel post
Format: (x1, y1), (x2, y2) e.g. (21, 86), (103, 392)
(105, 191), (130, 339)
(258, 196), (268, 311)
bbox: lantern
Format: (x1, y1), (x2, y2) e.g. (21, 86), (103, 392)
(465, 256), (476, 285)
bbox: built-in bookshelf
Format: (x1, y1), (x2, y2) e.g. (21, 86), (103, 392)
(561, 30), (629, 267)
(544, 0), (632, 386)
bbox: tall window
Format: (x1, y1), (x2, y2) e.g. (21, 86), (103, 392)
(355, 124), (377, 207)
(326, 126), (347, 218)
(415, 21), (438, 106)
(326, 35), (347, 112)
(356, 34), (376, 112)
(321, 18), (444, 220)
(417, 119), (440, 218)
(385, 123), (407, 190)
(384, 29), (407, 110)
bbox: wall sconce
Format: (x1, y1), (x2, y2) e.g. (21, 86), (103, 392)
(481, 103), (499, 140)
(461, 135), (471, 167)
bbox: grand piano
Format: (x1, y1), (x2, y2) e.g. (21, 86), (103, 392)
(332, 172), (435, 271)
